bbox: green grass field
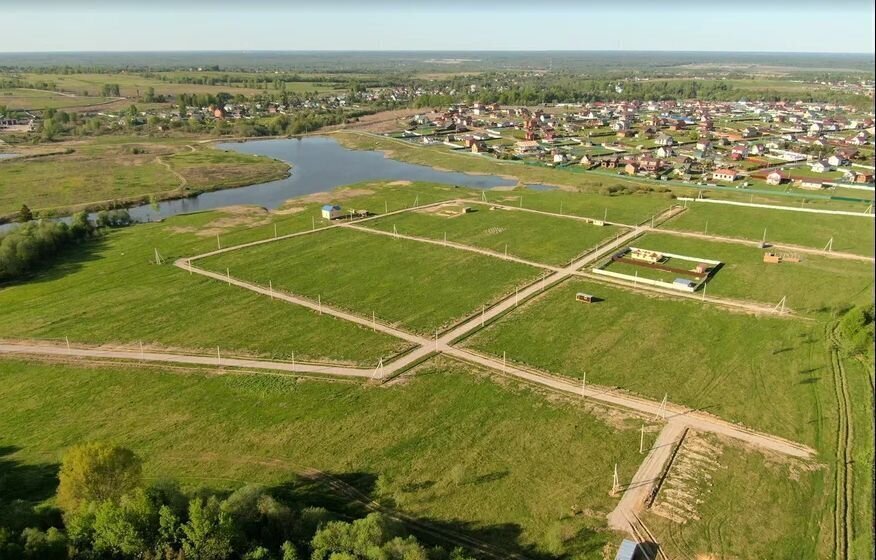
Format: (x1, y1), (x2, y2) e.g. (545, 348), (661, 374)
(464, 278), (828, 444)
(197, 227), (542, 334)
(645, 434), (831, 559)
(627, 233), (874, 315)
(0, 137), (289, 217)
(0, 357), (646, 557)
(362, 203), (622, 266)
(663, 203), (875, 256)
(0, 216), (407, 365)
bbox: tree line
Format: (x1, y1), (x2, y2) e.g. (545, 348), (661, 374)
(0, 442), (477, 560)
(0, 209), (130, 282)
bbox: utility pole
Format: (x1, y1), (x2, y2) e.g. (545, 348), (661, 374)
(217, 346), (221, 365)
(318, 295), (322, 315)
(269, 280), (274, 300)
(656, 394), (667, 419)
(274, 223), (278, 238)
(611, 464), (620, 496)
(226, 268), (231, 285)
(640, 424), (646, 454)
(581, 373), (586, 395)
(216, 234), (221, 250)
(65, 336), (70, 351)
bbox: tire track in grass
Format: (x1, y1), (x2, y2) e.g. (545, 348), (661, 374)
(827, 324), (852, 560)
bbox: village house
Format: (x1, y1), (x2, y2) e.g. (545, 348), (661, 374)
(810, 160), (833, 173)
(766, 170), (788, 185)
(655, 133), (675, 147)
(655, 146), (674, 158)
(827, 154), (847, 167)
(712, 168), (738, 182)
(514, 140), (541, 154)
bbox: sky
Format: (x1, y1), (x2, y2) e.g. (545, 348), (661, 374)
(0, 0), (874, 54)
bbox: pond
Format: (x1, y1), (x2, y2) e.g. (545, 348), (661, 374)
(128, 136), (523, 222)
(2, 136), (536, 234)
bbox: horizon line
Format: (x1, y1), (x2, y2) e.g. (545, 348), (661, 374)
(1, 48), (874, 56)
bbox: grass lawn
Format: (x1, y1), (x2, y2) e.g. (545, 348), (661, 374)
(645, 434), (831, 559)
(0, 357), (646, 557)
(0, 138), (289, 218)
(0, 217), (407, 365)
(628, 233), (874, 315)
(663, 202), (875, 256)
(463, 278), (829, 444)
(363, 202), (623, 266)
(197, 227), (542, 334)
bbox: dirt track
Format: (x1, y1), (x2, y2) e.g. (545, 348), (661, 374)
(1, 200), (820, 541)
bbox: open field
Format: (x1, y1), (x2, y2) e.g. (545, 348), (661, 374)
(197, 226), (542, 334)
(663, 202), (875, 256)
(0, 88), (117, 110)
(644, 433), (831, 559)
(0, 357), (646, 557)
(362, 202), (623, 266)
(0, 136), (289, 218)
(0, 215), (407, 365)
(463, 278), (829, 444)
(480, 189), (675, 226)
(628, 233), (874, 315)
(20, 72), (275, 99)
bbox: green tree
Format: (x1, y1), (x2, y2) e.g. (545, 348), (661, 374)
(20, 527), (66, 560)
(181, 496), (235, 560)
(57, 442), (143, 513)
(17, 204), (33, 223)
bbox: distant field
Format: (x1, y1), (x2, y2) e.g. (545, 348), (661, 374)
(464, 278), (828, 444)
(20, 72), (271, 98)
(664, 202), (875, 256)
(0, 88), (116, 110)
(0, 216), (407, 365)
(363, 202), (623, 266)
(628, 233), (874, 315)
(0, 137), (289, 217)
(197, 227), (542, 334)
(0, 357), (646, 556)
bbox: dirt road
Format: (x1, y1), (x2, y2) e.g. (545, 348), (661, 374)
(607, 421), (687, 533)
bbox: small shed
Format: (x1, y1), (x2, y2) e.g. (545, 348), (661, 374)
(614, 539), (639, 560)
(462, 206), (475, 214)
(673, 278), (695, 289)
(321, 204), (343, 220)
(575, 292), (594, 303)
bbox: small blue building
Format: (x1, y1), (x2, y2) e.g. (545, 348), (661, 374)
(614, 538), (639, 560)
(321, 204), (343, 220)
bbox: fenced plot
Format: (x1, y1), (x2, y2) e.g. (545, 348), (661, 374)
(363, 201), (624, 266)
(197, 227), (543, 335)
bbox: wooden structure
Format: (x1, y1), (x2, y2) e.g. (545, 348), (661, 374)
(575, 292), (594, 303)
(764, 252), (802, 264)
